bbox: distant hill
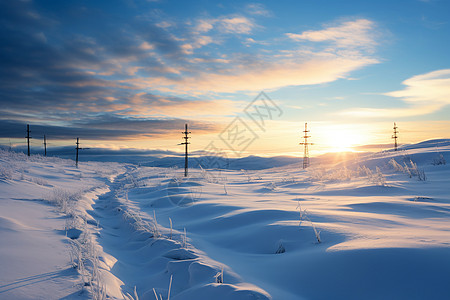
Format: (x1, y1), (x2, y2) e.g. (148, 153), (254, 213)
(2, 138), (449, 170)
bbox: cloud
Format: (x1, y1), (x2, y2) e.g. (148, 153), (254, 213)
(0, 1), (214, 125)
(181, 35), (215, 54)
(150, 56), (377, 93)
(341, 69), (450, 118)
(385, 69), (450, 104)
(0, 1), (381, 146)
(195, 19), (214, 33)
(185, 15), (256, 54)
(245, 3), (271, 17)
(218, 16), (255, 34)
(194, 15), (255, 35)
(286, 19), (378, 52)
(127, 18), (379, 94)
(124, 37), (378, 94)
(338, 105), (442, 118)
(119, 93), (240, 117)
(0, 2), (156, 120)
(0, 117), (218, 140)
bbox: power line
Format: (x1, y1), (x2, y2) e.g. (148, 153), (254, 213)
(299, 122), (313, 169)
(75, 138), (90, 168)
(180, 124), (191, 177)
(43, 135), (47, 157)
(392, 122), (398, 151)
(26, 124), (32, 156)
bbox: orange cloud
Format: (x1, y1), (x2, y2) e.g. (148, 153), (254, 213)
(120, 18), (380, 94)
(123, 55), (377, 94)
(118, 93), (240, 117)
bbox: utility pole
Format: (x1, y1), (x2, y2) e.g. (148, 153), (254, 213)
(392, 122), (398, 151)
(181, 124), (191, 177)
(76, 138), (80, 168)
(299, 123), (313, 169)
(75, 138), (90, 168)
(26, 124), (31, 156)
(75, 138), (89, 168)
(43, 135), (47, 157)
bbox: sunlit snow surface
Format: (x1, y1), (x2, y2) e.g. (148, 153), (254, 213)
(1, 140), (450, 299)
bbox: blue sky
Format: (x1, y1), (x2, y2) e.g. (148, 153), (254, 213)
(1, 0), (449, 156)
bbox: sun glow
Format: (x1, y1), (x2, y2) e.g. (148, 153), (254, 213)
(317, 126), (367, 153)
(327, 133), (357, 152)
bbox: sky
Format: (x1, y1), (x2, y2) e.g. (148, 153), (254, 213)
(1, 0), (449, 157)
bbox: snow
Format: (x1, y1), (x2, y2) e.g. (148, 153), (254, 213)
(1, 140), (450, 299)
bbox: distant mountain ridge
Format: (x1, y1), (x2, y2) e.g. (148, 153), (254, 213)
(2, 138), (449, 170)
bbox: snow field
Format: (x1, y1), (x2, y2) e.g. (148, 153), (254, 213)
(1, 140), (450, 299)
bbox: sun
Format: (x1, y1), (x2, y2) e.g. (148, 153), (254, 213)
(319, 127), (365, 153)
(328, 133), (355, 152)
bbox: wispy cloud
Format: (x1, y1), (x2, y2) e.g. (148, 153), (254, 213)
(195, 19), (215, 33)
(286, 19), (378, 52)
(124, 18), (380, 94)
(245, 3), (272, 17)
(131, 55), (377, 94)
(386, 69), (450, 104)
(219, 16), (255, 34)
(181, 35), (216, 54)
(194, 15), (256, 35)
(341, 69), (450, 118)
(120, 93), (240, 118)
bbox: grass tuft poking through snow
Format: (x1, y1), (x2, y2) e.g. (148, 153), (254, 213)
(390, 158), (427, 181)
(122, 286), (139, 300)
(68, 223), (106, 299)
(152, 275), (173, 300)
(182, 227), (187, 248)
(223, 182), (228, 195)
(214, 267), (224, 283)
(297, 203), (322, 244)
(45, 188), (81, 216)
(169, 217), (173, 240)
(275, 241), (286, 254)
(432, 153), (446, 165)
(153, 210), (161, 238)
(122, 209), (161, 238)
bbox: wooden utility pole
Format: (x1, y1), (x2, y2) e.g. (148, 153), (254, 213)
(392, 122), (398, 151)
(181, 124), (191, 177)
(26, 124), (31, 156)
(299, 123), (313, 169)
(76, 138), (81, 168)
(75, 138), (89, 168)
(43, 135), (47, 157)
